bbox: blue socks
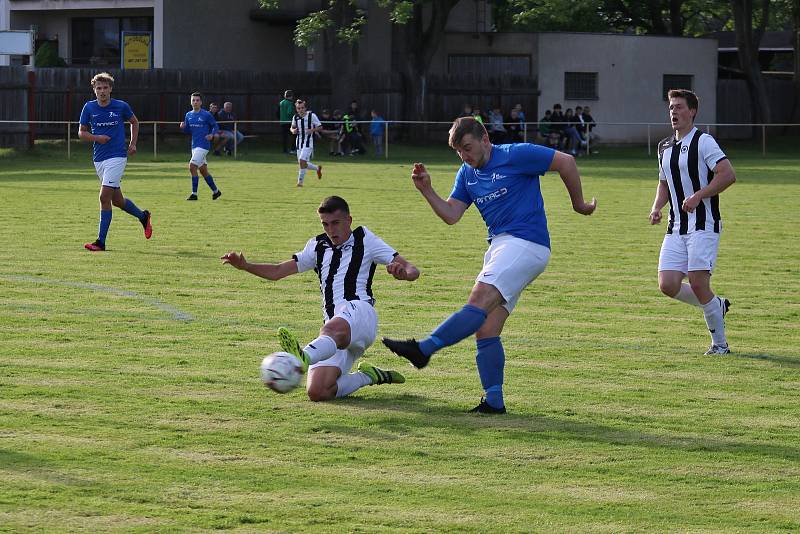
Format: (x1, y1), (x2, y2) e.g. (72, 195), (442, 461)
(191, 175), (199, 194)
(418, 304), (487, 356)
(98, 209), (112, 244)
(122, 198), (144, 220)
(204, 174), (218, 192)
(476, 336), (505, 409)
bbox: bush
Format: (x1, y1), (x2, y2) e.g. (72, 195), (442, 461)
(34, 41), (66, 67)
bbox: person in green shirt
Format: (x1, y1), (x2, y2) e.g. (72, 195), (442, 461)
(279, 89), (295, 154)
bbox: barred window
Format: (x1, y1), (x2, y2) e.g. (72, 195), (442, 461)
(663, 74), (693, 100)
(564, 72), (598, 100)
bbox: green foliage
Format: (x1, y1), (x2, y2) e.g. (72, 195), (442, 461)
(294, 9), (334, 47)
(1, 142), (799, 531)
(33, 41), (66, 67)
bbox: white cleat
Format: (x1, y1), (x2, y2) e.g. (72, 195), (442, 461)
(705, 344), (731, 355)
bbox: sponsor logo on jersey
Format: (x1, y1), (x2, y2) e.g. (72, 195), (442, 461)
(475, 187), (508, 205)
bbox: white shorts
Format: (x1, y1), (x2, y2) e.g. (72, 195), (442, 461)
(477, 234), (551, 313)
(309, 300), (378, 374)
(658, 230), (721, 273)
(297, 147), (314, 163)
(190, 147), (209, 166)
(94, 157), (127, 188)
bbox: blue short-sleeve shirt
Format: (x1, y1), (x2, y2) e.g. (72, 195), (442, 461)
(450, 143), (556, 248)
(79, 99), (134, 162)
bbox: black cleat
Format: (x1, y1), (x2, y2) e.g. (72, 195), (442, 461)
(381, 338), (430, 369)
(721, 297), (730, 316)
(468, 397), (507, 414)
(212, 190), (222, 200)
(186, 193), (198, 201)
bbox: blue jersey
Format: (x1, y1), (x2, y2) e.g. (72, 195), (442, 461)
(79, 99), (134, 162)
(182, 109), (219, 150)
(450, 143), (555, 248)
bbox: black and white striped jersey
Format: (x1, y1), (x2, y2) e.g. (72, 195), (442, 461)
(657, 127), (727, 234)
(293, 226), (398, 320)
(293, 111), (321, 150)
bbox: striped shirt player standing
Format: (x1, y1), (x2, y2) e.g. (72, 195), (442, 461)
(290, 99), (323, 187)
(650, 89), (737, 355)
(221, 196), (420, 401)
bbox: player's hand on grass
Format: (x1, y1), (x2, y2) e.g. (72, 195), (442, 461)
(574, 197), (597, 215)
(94, 135), (111, 144)
(221, 251), (247, 270)
(649, 209), (662, 224)
(411, 163), (431, 191)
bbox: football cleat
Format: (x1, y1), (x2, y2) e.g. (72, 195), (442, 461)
(186, 193), (198, 201)
(276, 327), (310, 372)
(316, 165), (323, 180)
(212, 190), (222, 200)
(469, 397), (507, 414)
(381, 338), (430, 369)
(357, 362), (405, 385)
(704, 344), (731, 355)
(721, 297), (730, 316)
(84, 240), (105, 252)
(140, 210), (152, 239)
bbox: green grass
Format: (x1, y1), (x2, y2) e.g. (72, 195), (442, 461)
(1, 141), (799, 533)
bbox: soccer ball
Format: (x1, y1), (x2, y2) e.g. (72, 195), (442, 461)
(260, 352), (303, 393)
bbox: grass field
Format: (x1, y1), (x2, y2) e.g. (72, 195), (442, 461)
(1, 140), (799, 533)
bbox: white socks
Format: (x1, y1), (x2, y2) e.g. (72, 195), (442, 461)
(674, 283), (702, 307)
(297, 168), (306, 185)
(702, 296), (727, 346)
(305, 163), (318, 171)
(303, 335), (337, 365)
(335, 372), (372, 398)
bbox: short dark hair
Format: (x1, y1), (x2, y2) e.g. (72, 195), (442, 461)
(284, 90), (293, 98)
(318, 196), (350, 215)
(191, 92), (202, 100)
(448, 117), (488, 148)
(668, 89), (699, 111)
(295, 99), (306, 106)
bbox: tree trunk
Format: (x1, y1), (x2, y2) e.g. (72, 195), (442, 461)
(669, 0), (684, 36)
(792, 2), (800, 122)
(730, 0), (771, 132)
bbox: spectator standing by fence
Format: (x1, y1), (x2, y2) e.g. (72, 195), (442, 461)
(279, 90), (295, 154)
(370, 110), (386, 156)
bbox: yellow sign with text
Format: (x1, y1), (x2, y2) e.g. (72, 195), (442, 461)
(122, 32), (152, 69)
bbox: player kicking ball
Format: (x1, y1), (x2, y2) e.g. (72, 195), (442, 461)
(221, 195), (419, 401)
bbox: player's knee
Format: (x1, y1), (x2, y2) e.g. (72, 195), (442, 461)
(306, 386), (334, 402)
(659, 279), (679, 297)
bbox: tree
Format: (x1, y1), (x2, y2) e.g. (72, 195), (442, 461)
(259, 0), (460, 122)
(730, 0), (771, 125)
(33, 41), (66, 67)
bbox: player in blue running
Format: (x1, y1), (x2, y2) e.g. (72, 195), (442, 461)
(383, 117), (597, 414)
(79, 72), (152, 251)
(180, 92), (222, 201)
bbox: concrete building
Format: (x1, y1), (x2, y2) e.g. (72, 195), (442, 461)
(0, 0), (719, 141)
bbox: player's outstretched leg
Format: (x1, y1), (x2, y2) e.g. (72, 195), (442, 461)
(140, 210), (152, 239)
(703, 296), (731, 355)
(381, 338), (430, 369)
(357, 361), (405, 385)
(277, 327), (310, 372)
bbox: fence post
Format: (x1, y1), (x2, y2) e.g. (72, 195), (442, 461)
(762, 124), (766, 156)
(647, 124), (651, 156)
(66, 122), (71, 159)
(384, 120), (388, 159)
(153, 122), (158, 160)
(234, 122), (238, 159)
(523, 122), (527, 143)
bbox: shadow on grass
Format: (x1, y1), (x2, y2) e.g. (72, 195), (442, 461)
(733, 352), (800, 367)
(334, 393), (800, 461)
(0, 448), (92, 486)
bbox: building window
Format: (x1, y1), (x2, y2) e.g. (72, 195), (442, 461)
(564, 72), (598, 100)
(448, 55), (531, 76)
(663, 74), (693, 99)
(71, 17), (153, 65)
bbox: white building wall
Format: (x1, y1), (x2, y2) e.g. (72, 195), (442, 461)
(537, 33), (718, 143)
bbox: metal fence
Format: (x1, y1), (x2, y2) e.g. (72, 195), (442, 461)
(0, 119), (798, 160)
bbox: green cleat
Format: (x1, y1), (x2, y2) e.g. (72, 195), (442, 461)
(276, 327), (310, 373)
(357, 361), (405, 385)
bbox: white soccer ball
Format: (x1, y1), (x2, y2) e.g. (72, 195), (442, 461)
(260, 352), (303, 393)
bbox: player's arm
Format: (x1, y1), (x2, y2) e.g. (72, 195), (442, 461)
(549, 151), (596, 215)
(289, 118), (298, 135)
(650, 180), (670, 224)
(681, 159), (736, 213)
(220, 252), (298, 281)
(78, 123), (107, 144)
(412, 163), (468, 225)
(128, 114), (139, 155)
(386, 254), (420, 282)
